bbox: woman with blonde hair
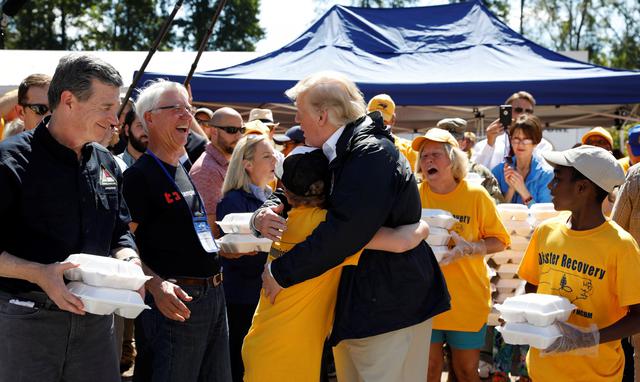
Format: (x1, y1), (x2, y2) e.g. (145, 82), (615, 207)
(413, 128), (511, 382)
(217, 134), (277, 382)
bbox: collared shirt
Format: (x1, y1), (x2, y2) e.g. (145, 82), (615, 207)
(322, 126), (346, 162)
(612, 163), (640, 243)
(189, 143), (229, 230)
(118, 148), (137, 168)
(0, 118), (136, 294)
(249, 183), (272, 203)
(491, 155), (554, 205)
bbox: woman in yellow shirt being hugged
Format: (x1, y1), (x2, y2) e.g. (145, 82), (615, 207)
(242, 147), (430, 382)
(412, 128), (511, 382)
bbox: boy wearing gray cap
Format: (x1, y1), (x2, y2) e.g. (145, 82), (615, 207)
(517, 145), (640, 381)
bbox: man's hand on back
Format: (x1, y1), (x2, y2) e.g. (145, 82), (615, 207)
(253, 204), (287, 241)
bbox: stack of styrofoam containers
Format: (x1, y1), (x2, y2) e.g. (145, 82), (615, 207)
(216, 213), (273, 252)
(421, 209), (458, 263)
(63, 254), (151, 318)
(529, 203), (561, 228)
(495, 293), (576, 349)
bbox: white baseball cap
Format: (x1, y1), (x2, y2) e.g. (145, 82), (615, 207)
(542, 145), (625, 193)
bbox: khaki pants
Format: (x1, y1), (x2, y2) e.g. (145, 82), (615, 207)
(633, 334), (640, 382)
(333, 318), (433, 382)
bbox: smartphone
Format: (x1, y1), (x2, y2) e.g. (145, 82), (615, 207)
(499, 104), (512, 128)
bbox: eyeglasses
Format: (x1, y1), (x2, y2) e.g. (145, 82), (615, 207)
(214, 125), (246, 134)
(21, 103), (49, 116)
(514, 107), (534, 114)
(511, 137), (534, 145)
(149, 104), (195, 115)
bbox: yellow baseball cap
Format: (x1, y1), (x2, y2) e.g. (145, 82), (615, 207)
(411, 128), (460, 151)
(581, 126), (613, 148)
(367, 94), (395, 124)
(244, 120), (270, 136)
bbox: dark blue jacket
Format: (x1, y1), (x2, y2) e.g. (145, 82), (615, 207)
(270, 113), (451, 344)
(217, 189), (268, 305)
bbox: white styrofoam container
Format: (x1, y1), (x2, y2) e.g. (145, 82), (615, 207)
(421, 209), (458, 229)
(430, 245), (448, 263)
(67, 282), (150, 319)
(426, 229), (451, 246)
(496, 322), (562, 349)
(216, 213), (254, 234)
(491, 250), (524, 265)
(497, 263), (519, 279)
(503, 219), (532, 236)
(495, 293), (576, 327)
(496, 278), (526, 294)
(216, 234), (272, 253)
(509, 236), (529, 251)
(529, 203), (561, 222)
(497, 203), (529, 221)
(64, 254), (150, 291)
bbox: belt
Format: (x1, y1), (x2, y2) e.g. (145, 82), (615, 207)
(0, 291), (61, 311)
(167, 273), (223, 288)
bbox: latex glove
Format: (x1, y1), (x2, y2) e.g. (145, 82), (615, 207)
(541, 321), (600, 356)
(440, 232), (486, 266)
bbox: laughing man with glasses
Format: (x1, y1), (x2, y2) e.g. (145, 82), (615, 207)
(15, 73), (51, 131)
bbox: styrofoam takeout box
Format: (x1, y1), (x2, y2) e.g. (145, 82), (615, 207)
(64, 254), (150, 290)
(216, 234), (272, 253)
(430, 245), (448, 263)
(421, 209), (458, 229)
(496, 278), (526, 294)
(496, 322), (562, 349)
(426, 227), (451, 246)
(67, 282), (149, 319)
(503, 219), (532, 237)
(216, 213), (254, 234)
(495, 293), (576, 326)
(509, 236), (529, 251)
(529, 203), (561, 222)
(497, 263), (519, 279)
(490, 250), (523, 265)
(497, 204), (529, 221)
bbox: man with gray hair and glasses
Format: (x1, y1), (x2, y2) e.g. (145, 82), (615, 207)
(123, 80), (231, 381)
(0, 54), (141, 381)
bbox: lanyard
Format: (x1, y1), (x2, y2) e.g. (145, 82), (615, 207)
(146, 150), (207, 219)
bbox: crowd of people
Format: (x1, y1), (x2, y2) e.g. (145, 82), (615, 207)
(1, 53), (640, 382)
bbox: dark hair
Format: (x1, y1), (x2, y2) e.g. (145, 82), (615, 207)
(509, 114), (543, 144)
(48, 54), (123, 111)
(123, 104), (137, 131)
(18, 73), (51, 105)
(570, 167), (609, 203)
(284, 186), (327, 208)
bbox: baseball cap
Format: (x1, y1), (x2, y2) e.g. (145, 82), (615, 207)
(581, 127), (613, 148)
(411, 128), (460, 151)
(627, 124), (640, 156)
(194, 107), (213, 119)
(542, 145), (625, 193)
(367, 94), (395, 125)
(436, 118), (467, 140)
(274, 125), (305, 144)
(244, 120), (270, 136)
(281, 148), (329, 197)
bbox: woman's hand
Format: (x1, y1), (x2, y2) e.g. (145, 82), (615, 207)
(504, 164), (530, 199)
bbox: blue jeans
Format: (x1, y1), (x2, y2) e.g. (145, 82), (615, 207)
(0, 296), (119, 382)
(134, 284), (231, 382)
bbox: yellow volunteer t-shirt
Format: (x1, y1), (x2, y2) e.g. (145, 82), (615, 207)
(394, 134), (418, 172)
(242, 206), (361, 382)
(419, 179), (511, 332)
(518, 216), (640, 382)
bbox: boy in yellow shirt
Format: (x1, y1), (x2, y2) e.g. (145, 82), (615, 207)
(518, 145), (640, 381)
(242, 147), (429, 381)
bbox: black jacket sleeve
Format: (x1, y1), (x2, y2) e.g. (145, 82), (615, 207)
(271, 140), (401, 287)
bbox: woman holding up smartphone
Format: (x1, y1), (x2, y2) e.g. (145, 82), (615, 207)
(491, 114), (553, 205)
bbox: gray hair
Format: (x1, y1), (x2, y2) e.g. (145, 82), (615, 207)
(48, 54), (122, 111)
(222, 135), (269, 195)
(134, 79), (189, 132)
(416, 142), (469, 183)
(285, 71), (366, 127)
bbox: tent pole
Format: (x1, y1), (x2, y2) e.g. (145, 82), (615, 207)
(183, 0), (228, 89)
(117, 0), (184, 119)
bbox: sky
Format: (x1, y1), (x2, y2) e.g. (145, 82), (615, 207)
(255, 0), (521, 53)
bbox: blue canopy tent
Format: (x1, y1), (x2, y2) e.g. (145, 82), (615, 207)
(140, 1), (640, 107)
